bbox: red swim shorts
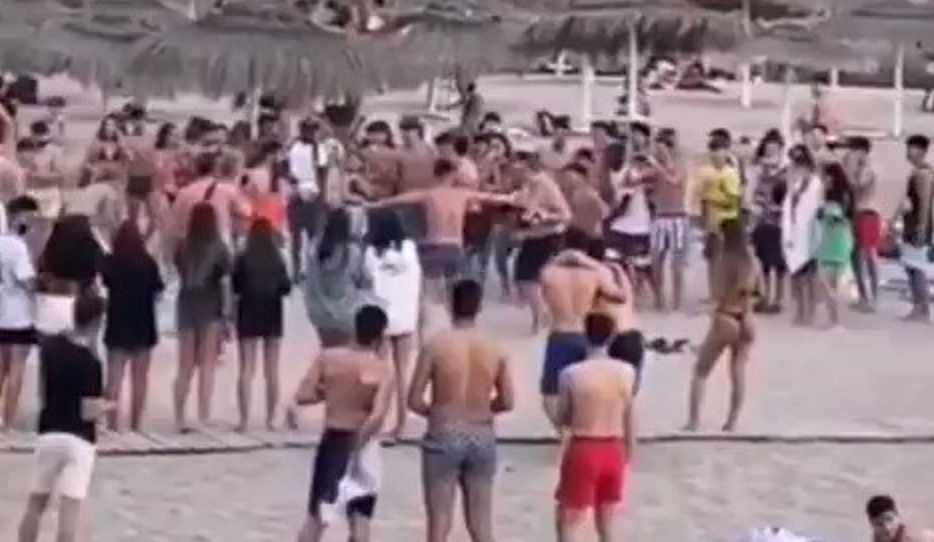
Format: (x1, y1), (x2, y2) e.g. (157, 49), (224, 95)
(855, 210), (882, 250)
(556, 437), (628, 510)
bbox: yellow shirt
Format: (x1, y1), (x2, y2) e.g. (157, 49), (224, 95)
(698, 163), (742, 231)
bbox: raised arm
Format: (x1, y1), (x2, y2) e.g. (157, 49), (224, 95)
(370, 189), (427, 208)
(490, 355), (515, 414)
(406, 344), (433, 417)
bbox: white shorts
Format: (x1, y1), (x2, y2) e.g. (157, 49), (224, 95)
(32, 433), (96, 500)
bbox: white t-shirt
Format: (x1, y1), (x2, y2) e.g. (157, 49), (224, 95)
(0, 234), (36, 329)
(364, 240), (422, 336)
(609, 168), (652, 235)
(288, 141), (321, 197)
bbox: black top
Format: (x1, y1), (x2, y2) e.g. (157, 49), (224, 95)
(38, 335), (103, 443)
(102, 254), (165, 350)
(905, 166), (934, 245)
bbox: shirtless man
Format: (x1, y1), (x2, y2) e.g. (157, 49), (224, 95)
(844, 136), (882, 312)
(554, 312), (636, 542)
(866, 495), (934, 542)
(539, 237), (624, 430)
(408, 280), (514, 542)
(560, 163), (608, 250)
(901, 135), (933, 323)
(292, 305), (393, 542)
(371, 159), (515, 302)
(512, 150), (573, 333)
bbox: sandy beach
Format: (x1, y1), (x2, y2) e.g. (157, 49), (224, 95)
(2, 75), (934, 540)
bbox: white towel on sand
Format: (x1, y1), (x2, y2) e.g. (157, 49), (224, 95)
(319, 440), (382, 526)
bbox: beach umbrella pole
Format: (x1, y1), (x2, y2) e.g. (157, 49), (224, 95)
(781, 66), (795, 143)
(580, 56), (595, 127)
(894, 43), (905, 137)
(829, 67), (840, 88)
(426, 78), (438, 112)
(740, 63), (752, 109)
(250, 85), (262, 137)
(628, 22), (639, 119)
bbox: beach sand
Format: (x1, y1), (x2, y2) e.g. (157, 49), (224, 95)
(1, 76), (933, 540)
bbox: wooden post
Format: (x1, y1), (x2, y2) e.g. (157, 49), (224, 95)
(580, 55), (595, 127)
(894, 43), (905, 137)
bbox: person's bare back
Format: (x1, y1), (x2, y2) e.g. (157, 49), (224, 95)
(592, 262), (637, 332)
(304, 346), (390, 431)
(542, 257), (622, 333)
(412, 328), (509, 427)
(420, 186), (477, 246)
(561, 358), (635, 438)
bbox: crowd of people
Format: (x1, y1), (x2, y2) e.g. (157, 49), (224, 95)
(0, 78), (931, 541)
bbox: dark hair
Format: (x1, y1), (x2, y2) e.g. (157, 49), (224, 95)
(608, 330), (645, 369)
(194, 151), (219, 178)
(242, 218), (286, 279)
(466, 82), (477, 93)
(96, 115), (122, 142)
(73, 292), (106, 329)
(708, 138), (729, 152)
(480, 112), (502, 130)
(605, 142), (626, 171)
(257, 113), (278, 129)
(40, 215), (102, 287)
(368, 208), (407, 254)
(30, 121), (50, 137)
(7, 195), (38, 218)
(822, 162), (850, 202)
(788, 143), (816, 170)
(185, 201), (221, 253)
(364, 120), (395, 148)
(318, 208), (351, 263)
(630, 121), (651, 138)
(574, 148), (595, 163)
(584, 312), (616, 347)
(111, 220), (151, 269)
(355, 305), (388, 347)
(590, 121), (613, 134)
(434, 158), (457, 179)
(246, 140), (281, 169)
(155, 122), (176, 150)
(228, 121), (252, 147)
(452, 134), (470, 157)
(434, 131), (454, 148)
(183, 116), (213, 143)
(553, 115), (571, 131)
(451, 279), (483, 321)
(586, 237), (606, 260)
(399, 116), (424, 137)
(866, 495), (897, 520)
(485, 132), (512, 157)
(754, 129), (785, 162)
(907, 134), (930, 151)
(709, 127), (731, 144)
(847, 136), (872, 153)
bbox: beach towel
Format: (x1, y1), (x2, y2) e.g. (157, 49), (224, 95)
(782, 174), (824, 274)
(741, 526), (822, 542)
(318, 439), (382, 526)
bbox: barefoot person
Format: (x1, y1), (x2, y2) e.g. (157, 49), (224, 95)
(844, 136), (882, 312)
(293, 305), (393, 542)
(513, 149), (572, 333)
(554, 312), (636, 542)
(18, 294), (110, 542)
(408, 280), (515, 542)
(866, 495), (934, 542)
(233, 219), (291, 432)
(685, 219), (759, 432)
(901, 135), (934, 323)
(539, 239), (624, 430)
(371, 159), (515, 303)
(0, 196), (38, 431)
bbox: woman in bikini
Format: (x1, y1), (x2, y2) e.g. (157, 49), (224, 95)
(684, 218), (760, 433)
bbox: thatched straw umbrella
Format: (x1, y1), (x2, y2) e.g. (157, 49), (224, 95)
(514, 0), (738, 126)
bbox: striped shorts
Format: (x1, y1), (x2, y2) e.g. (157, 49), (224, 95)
(650, 215), (689, 257)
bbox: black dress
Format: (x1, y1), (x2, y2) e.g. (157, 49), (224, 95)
(102, 254), (165, 350)
(233, 254), (291, 339)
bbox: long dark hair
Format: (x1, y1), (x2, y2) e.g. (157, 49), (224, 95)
(241, 218), (286, 278)
(185, 202), (221, 254)
(155, 122), (176, 150)
(317, 208), (351, 263)
(111, 220), (152, 270)
(754, 128), (784, 163)
(368, 208), (407, 255)
(96, 114), (122, 143)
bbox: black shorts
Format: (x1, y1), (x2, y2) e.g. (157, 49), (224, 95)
(418, 243), (465, 280)
(605, 231), (651, 266)
(752, 223), (786, 274)
(309, 429), (377, 519)
(127, 175), (154, 199)
(514, 233), (563, 282)
(0, 327), (37, 346)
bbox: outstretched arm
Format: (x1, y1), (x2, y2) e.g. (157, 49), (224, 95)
(369, 189), (427, 208)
